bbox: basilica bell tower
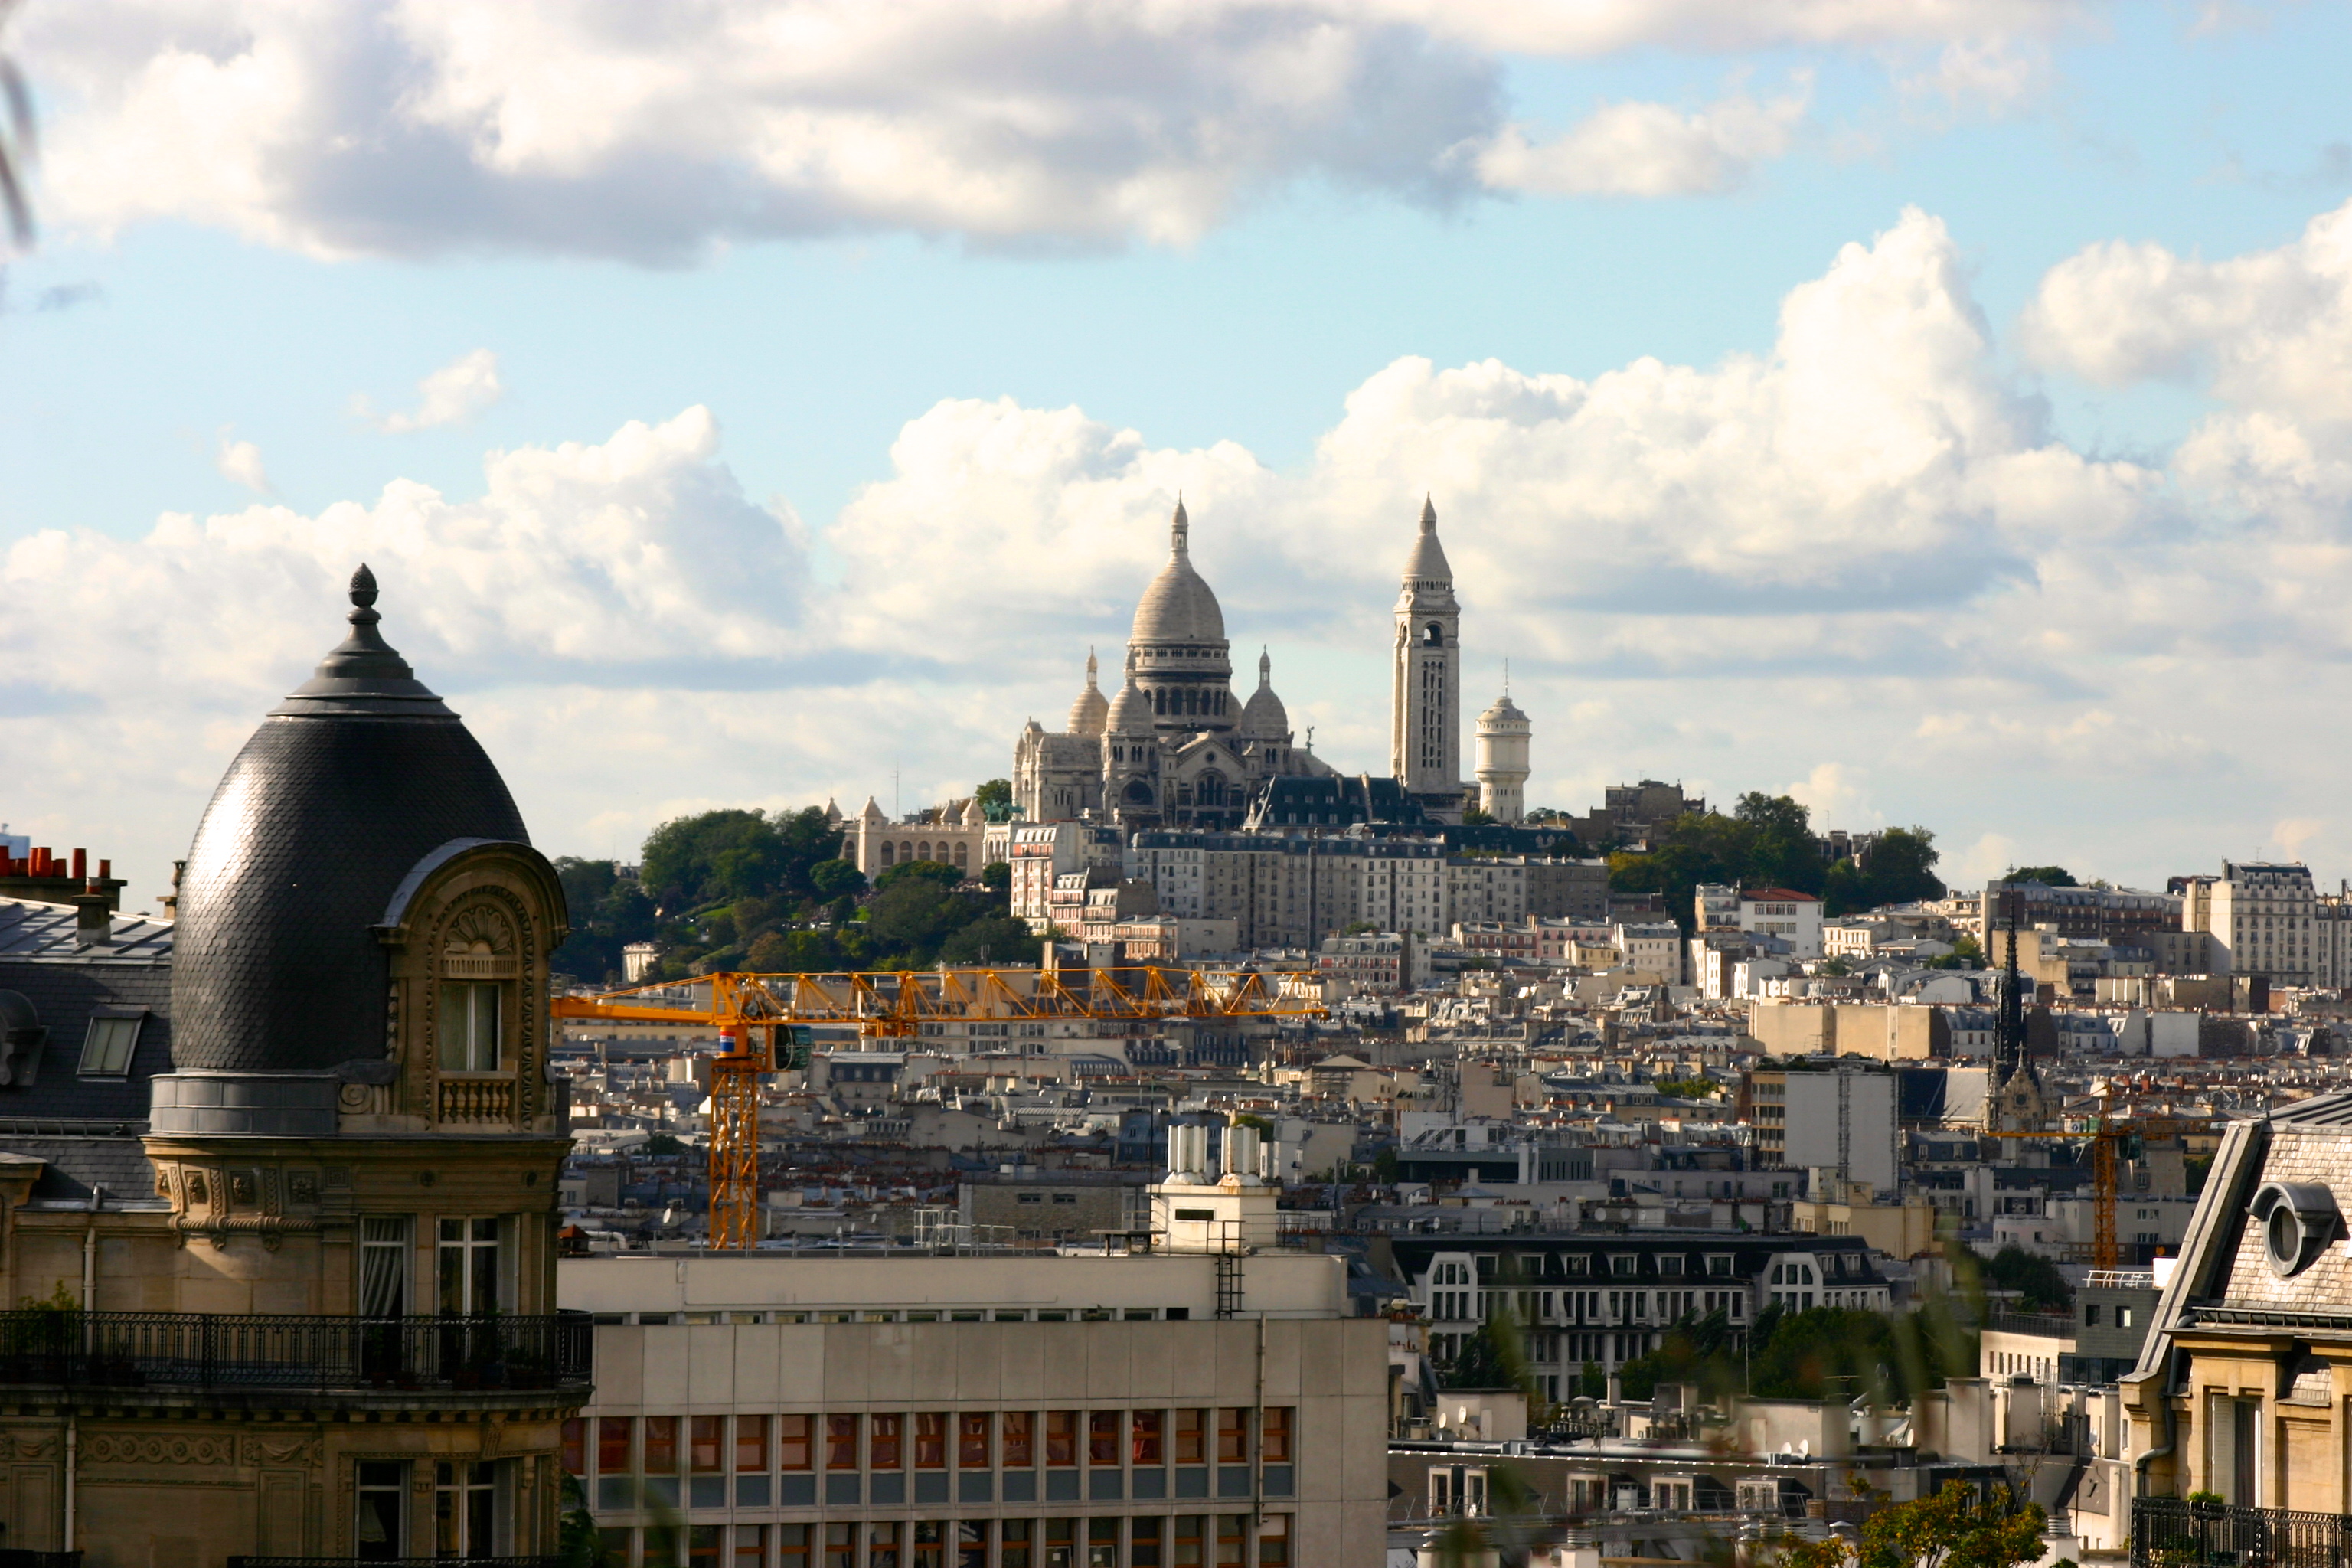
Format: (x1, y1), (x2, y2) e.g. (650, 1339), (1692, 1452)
(1391, 496), (1465, 818)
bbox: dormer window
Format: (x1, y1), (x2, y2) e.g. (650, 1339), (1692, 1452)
(78, 1008), (144, 1077)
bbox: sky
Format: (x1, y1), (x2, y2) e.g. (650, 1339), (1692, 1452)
(7, 0), (2352, 912)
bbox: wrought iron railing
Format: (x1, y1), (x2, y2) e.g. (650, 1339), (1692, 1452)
(0, 1310), (590, 1393)
(2132, 1495), (2352, 1568)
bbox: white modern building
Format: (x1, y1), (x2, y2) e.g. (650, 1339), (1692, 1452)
(563, 1171), (1388, 1568)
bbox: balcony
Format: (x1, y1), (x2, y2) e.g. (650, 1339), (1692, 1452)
(0, 1311), (590, 1394)
(2132, 1495), (2352, 1568)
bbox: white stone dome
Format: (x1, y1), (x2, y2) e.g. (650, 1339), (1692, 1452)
(1067, 649), (1109, 737)
(1106, 660), (1155, 735)
(1241, 648), (1288, 737)
(1131, 499), (1227, 645)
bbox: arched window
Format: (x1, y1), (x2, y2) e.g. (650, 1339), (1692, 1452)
(880, 841), (896, 868)
(1423, 622), (1444, 646)
(1124, 781), (1153, 805)
(954, 842), (969, 868)
(900, 841), (914, 863)
(1153, 689), (1165, 714)
(917, 841), (931, 861)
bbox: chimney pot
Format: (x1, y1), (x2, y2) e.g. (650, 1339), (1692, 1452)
(70, 848), (86, 882)
(97, 859), (110, 880)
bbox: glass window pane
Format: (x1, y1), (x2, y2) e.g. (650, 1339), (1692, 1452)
(645, 1416), (680, 1472)
(870, 1413), (903, 1471)
(958, 1413), (990, 1470)
(914, 1413), (946, 1468)
(825, 1416), (859, 1470)
(599, 1418), (634, 1474)
(736, 1415), (769, 1473)
(1089, 1412), (1120, 1467)
(691, 1415), (724, 1472)
(779, 1415), (812, 1471)
(1002, 1411), (1034, 1468)
(1132, 1410), (1163, 1466)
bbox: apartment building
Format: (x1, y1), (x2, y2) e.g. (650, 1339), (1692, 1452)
(1393, 1233), (1886, 1399)
(2180, 861), (2320, 986)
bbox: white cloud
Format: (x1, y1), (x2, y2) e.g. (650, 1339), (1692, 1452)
(2022, 198), (2352, 431)
(18, 1), (2087, 258)
(361, 348), (505, 432)
(38, 198), (2352, 906)
(1895, 38), (2053, 121)
(1476, 77), (1811, 198)
(214, 435), (273, 495)
(1784, 762), (1869, 827)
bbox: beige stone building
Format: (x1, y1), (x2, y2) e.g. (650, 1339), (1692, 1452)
(0, 568), (584, 1563)
(2122, 1091), (2352, 1521)
(561, 1220), (1389, 1566)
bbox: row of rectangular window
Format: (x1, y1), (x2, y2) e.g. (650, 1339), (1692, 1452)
(572, 1412), (1292, 1476)
(606, 1514), (1289, 1568)
(595, 1468), (1291, 1511)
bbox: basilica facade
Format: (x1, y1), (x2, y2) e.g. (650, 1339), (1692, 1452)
(1014, 498), (1480, 830)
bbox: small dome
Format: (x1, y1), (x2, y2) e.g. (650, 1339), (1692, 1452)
(172, 566), (530, 1073)
(1241, 647), (1289, 737)
(1067, 648), (1109, 737)
(1478, 691), (1529, 731)
(1403, 495), (1452, 583)
(1131, 499), (1227, 645)
(1106, 658), (1156, 736)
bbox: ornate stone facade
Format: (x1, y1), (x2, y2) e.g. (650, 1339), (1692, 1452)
(0, 570), (585, 1563)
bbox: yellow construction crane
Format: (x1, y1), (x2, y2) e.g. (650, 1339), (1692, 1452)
(553, 965), (1331, 1250)
(1980, 1114), (2203, 1270)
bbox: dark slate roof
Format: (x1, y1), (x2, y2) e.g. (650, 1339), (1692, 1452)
(172, 567), (530, 1073)
(8, 1136), (167, 1208)
(0, 949), (172, 1122)
(0, 899), (175, 962)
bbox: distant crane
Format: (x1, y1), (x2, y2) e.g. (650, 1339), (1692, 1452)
(554, 965), (1329, 1250)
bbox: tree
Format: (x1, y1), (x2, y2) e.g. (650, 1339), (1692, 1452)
(875, 858), (965, 892)
(2008, 866), (2076, 887)
(978, 861), (1012, 896)
(1460, 806), (1494, 826)
(639, 806), (848, 913)
(1791, 1480), (2044, 1568)
(548, 858), (661, 984)
(1736, 792), (1823, 893)
(939, 914), (1043, 966)
(1926, 934), (1983, 971)
(1824, 826), (1944, 916)
(1976, 1243), (2072, 1311)
(808, 858), (867, 901)
(975, 779), (1018, 821)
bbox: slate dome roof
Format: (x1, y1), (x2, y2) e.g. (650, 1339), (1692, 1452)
(170, 567), (530, 1073)
(1131, 499), (1227, 645)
